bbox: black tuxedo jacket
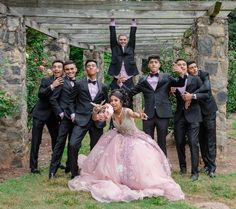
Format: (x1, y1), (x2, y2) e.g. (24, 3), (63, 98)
(70, 78), (108, 128)
(124, 73), (187, 119)
(174, 75), (208, 123)
(194, 70), (218, 116)
(32, 76), (56, 121)
(49, 77), (75, 119)
(108, 25), (139, 77)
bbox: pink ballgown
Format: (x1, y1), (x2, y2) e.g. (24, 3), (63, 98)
(68, 108), (185, 202)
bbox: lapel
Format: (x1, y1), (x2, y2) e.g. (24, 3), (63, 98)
(185, 75), (193, 91)
(144, 75), (153, 90)
(93, 80), (102, 101)
(154, 72), (163, 90)
(64, 77), (73, 90)
(49, 76), (55, 84)
(83, 78), (92, 100)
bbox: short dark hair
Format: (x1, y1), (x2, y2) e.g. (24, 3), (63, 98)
(85, 59), (97, 67)
(52, 59), (64, 66)
(187, 60), (196, 67)
(147, 55), (160, 63)
(118, 34), (128, 39)
(63, 60), (76, 68)
(175, 58), (187, 64)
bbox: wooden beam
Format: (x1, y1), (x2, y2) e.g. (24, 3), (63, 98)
(40, 23), (190, 30)
(56, 28), (186, 35)
(206, 1), (222, 17)
(7, 1), (236, 11)
(69, 33), (183, 41)
(69, 38), (108, 51)
(25, 17), (58, 38)
(91, 39), (177, 47)
(12, 7), (207, 19)
(183, 28), (192, 38)
(27, 17), (194, 25)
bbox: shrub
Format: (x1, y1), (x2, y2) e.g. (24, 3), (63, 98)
(26, 28), (51, 127)
(227, 50), (236, 113)
(0, 60), (17, 119)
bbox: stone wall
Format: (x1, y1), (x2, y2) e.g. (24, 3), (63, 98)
(44, 36), (70, 61)
(181, 16), (229, 155)
(0, 15), (28, 169)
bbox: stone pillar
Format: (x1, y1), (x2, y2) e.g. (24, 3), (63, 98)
(44, 36), (70, 61)
(83, 49), (104, 82)
(0, 15), (28, 169)
(192, 16), (229, 156)
(133, 55), (143, 111)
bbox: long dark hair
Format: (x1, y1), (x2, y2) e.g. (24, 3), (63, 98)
(109, 89), (130, 108)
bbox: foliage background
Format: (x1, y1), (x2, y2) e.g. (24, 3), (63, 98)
(227, 9), (236, 113)
(26, 28), (51, 126)
(0, 57), (17, 119)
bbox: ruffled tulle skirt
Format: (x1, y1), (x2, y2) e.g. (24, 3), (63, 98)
(68, 129), (185, 202)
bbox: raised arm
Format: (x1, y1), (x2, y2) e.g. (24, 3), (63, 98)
(128, 18), (137, 49)
(127, 108), (148, 120)
(38, 77), (63, 99)
(109, 18), (117, 49)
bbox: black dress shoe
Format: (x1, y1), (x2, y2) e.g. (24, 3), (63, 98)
(31, 169), (40, 174)
(191, 174), (199, 182)
(180, 168), (187, 175)
(208, 171), (216, 178)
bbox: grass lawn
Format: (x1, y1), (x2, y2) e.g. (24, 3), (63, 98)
(1, 119), (236, 209)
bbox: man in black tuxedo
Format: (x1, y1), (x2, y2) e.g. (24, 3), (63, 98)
(48, 60), (77, 178)
(119, 55), (186, 156)
(187, 61), (218, 178)
(173, 59), (209, 181)
(30, 60), (64, 174)
(108, 18), (139, 107)
(69, 59), (108, 178)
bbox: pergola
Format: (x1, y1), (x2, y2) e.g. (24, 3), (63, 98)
(1, 0), (235, 55)
(0, 0), (236, 170)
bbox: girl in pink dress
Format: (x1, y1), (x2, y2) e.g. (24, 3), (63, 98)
(68, 89), (185, 202)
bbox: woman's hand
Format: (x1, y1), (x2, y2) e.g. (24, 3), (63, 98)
(138, 109), (148, 120)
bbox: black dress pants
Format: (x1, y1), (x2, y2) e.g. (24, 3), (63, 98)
(49, 118), (73, 175)
(174, 116), (200, 174)
(69, 120), (103, 177)
(30, 115), (59, 171)
(199, 112), (217, 172)
(143, 112), (169, 156)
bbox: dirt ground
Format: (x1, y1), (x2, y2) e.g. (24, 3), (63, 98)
(1, 113), (236, 182)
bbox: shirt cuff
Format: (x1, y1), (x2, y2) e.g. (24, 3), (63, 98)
(50, 84), (55, 91)
(110, 19), (115, 26)
(131, 19), (137, 27)
(59, 112), (64, 118)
